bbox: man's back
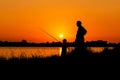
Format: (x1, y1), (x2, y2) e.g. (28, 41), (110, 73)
(75, 21), (87, 47)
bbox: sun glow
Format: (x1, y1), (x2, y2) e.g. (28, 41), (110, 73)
(0, 0), (120, 43)
(59, 34), (63, 39)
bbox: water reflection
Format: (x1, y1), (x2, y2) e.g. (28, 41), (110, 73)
(0, 47), (114, 59)
(87, 47), (114, 53)
(0, 47), (62, 59)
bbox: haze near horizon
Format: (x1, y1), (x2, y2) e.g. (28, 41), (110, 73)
(0, 0), (120, 43)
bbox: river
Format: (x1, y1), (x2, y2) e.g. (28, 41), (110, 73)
(0, 47), (114, 59)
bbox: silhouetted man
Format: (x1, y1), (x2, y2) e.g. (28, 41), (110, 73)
(75, 21), (87, 50)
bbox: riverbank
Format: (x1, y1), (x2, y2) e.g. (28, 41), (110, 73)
(0, 47), (120, 64)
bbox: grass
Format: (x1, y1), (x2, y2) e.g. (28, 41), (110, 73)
(0, 47), (120, 64)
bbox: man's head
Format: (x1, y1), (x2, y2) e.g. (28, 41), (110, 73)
(76, 21), (82, 27)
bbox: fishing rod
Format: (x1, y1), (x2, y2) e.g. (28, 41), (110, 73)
(40, 28), (60, 42)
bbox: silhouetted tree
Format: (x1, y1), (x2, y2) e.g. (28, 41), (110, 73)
(21, 40), (27, 43)
(21, 40), (28, 46)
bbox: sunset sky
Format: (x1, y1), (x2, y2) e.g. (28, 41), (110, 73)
(0, 0), (120, 43)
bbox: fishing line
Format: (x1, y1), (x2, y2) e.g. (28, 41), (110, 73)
(40, 28), (60, 42)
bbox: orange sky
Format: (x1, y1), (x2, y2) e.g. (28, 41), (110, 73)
(0, 0), (120, 43)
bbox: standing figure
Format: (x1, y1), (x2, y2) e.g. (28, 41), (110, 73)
(62, 39), (67, 57)
(75, 21), (87, 50)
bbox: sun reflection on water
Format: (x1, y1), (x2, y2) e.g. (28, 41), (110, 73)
(0, 47), (114, 59)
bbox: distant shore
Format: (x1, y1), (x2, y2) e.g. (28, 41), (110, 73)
(0, 40), (120, 47)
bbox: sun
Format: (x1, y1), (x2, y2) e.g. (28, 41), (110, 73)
(59, 34), (63, 39)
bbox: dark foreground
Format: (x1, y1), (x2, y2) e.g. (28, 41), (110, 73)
(0, 47), (120, 65)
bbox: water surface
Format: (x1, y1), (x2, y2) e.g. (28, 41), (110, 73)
(0, 47), (114, 59)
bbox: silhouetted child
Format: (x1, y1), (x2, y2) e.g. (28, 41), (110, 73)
(62, 39), (67, 57)
(75, 21), (87, 52)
